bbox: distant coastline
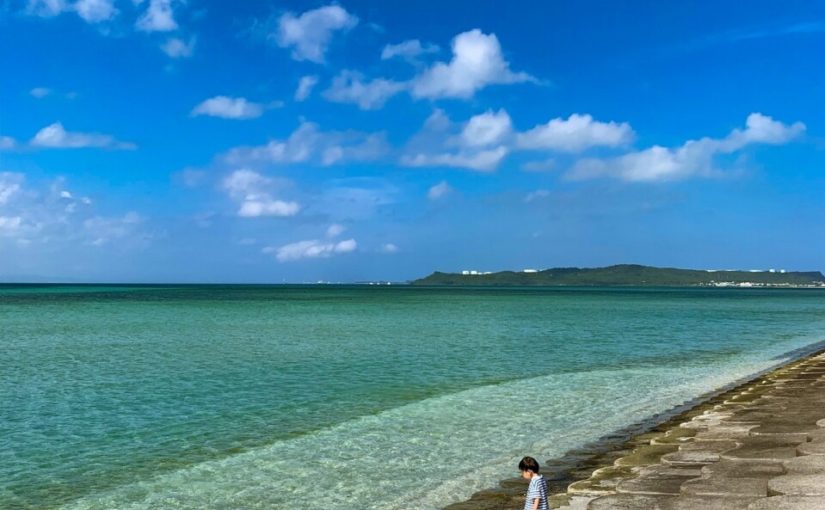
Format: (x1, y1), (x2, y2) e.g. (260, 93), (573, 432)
(412, 264), (825, 287)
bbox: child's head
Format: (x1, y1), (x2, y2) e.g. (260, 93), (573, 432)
(518, 456), (540, 479)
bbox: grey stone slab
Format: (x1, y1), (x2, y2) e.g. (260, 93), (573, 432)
(747, 432), (810, 445)
(783, 455), (825, 474)
(805, 428), (825, 441)
(679, 440), (739, 453)
(694, 426), (754, 440)
(617, 475), (695, 496)
(768, 473), (825, 496)
(663, 496), (757, 510)
(552, 494), (594, 510)
(747, 496), (825, 510)
(636, 464), (703, 479)
(722, 444), (798, 462)
(700, 460), (784, 479)
(614, 445), (679, 467)
(587, 494), (675, 510)
(661, 450), (721, 467)
(797, 442), (825, 456)
(680, 476), (768, 498)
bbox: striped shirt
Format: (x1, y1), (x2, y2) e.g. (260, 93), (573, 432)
(524, 474), (548, 510)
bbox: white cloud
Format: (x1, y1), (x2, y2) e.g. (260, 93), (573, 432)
(517, 113), (635, 152)
(323, 71), (406, 110)
(460, 109), (512, 147)
(84, 212), (142, 246)
(191, 96), (264, 120)
(568, 113), (805, 182)
(0, 173), (143, 248)
(26, 0), (68, 17)
(26, 0), (116, 23)
(221, 169), (299, 218)
(30, 87), (52, 98)
(237, 199), (299, 218)
(380, 243), (399, 253)
(401, 109), (510, 172)
(161, 37), (195, 58)
(427, 180), (452, 200)
(294, 75), (319, 101)
(411, 29), (534, 99)
(326, 223), (346, 237)
(74, 0), (117, 23)
(274, 5), (358, 63)
(0, 215), (23, 236)
(723, 112), (806, 148)
(136, 0), (178, 32)
(402, 109), (640, 172)
(0, 173), (24, 204)
(0, 136), (17, 150)
(31, 122), (136, 150)
(266, 238), (357, 262)
(524, 189), (550, 203)
(224, 122), (387, 167)
(403, 147), (508, 172)
(381, 39), (439, 61)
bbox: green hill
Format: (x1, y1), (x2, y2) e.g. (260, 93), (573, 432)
(412, 264), (825, 287)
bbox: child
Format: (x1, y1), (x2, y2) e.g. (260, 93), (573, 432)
(518, 456), (548, 510)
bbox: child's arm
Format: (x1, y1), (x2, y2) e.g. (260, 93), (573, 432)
(529, 497), (540, 510)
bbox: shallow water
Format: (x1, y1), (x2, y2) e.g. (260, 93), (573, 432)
(2, 285), (824, 509)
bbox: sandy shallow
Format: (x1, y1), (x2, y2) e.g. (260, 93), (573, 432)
(445, 344), (825, 510)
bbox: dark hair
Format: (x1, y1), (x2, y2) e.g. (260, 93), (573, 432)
(518, 456), (540, 473)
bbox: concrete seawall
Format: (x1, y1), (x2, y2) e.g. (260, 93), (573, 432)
(446, 346), (825, 510)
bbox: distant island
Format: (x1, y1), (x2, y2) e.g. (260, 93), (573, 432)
(412, 264), (825, 287)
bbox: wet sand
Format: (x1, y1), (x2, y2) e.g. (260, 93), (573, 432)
(445, 342), (825, 510)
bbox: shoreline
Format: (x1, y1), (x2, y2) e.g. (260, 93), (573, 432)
(444, 339), (825, 510)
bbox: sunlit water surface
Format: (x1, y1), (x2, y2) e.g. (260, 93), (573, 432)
(2, 285), (825, 509)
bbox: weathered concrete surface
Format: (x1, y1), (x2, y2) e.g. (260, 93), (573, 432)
(782, 455), (825, 474)
(767, 474), (825, 496)
(568, 351), (825, 509)
(443, 350), (825, 510)
(746, 496), (825, 509)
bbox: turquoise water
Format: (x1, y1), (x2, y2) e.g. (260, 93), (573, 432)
(2, 285), (825, 509)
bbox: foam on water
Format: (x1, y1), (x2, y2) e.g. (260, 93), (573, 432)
(59, 340), (813, 510)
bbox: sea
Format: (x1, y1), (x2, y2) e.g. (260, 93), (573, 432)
(2, 285), (825, 509)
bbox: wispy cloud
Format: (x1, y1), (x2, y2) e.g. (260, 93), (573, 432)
(381, 39), (439, 62)
(402, 109), (632, 172)
(319, 29), (535, 110)
(568, 113), (805, 182)
(30, 122), (136, 150)
(162, 37), (195, 58)
(264, 238), (357, 262)
(135, 0), (179, 32)
(323, 71), (406, 110)
(29, 87), (51, 98)
(677, 21), (825, 53)
(221, 169), (299, 218)
(191, 96), (265, 120)
(0, 136), (17, 150)
(223, 122), (388, 167)
(273, 5), (358, 63)
(427, 181), (452, 200)
(294, 75), (319, 101)
(26, 0), (118, 23)
(0, 172), (148, 248)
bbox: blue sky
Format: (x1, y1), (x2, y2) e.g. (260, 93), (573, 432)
(1, 0), (824, 282)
